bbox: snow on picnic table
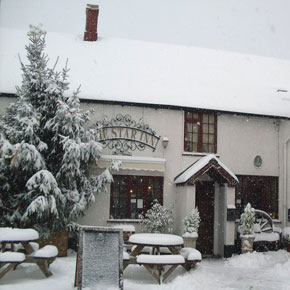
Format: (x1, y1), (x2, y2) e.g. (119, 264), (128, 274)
(1, 250), (290, 290)
(129, 233), (184, 246)
(0, 228), (39, 242)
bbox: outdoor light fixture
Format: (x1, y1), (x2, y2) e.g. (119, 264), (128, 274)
(162, 136), (169, 149)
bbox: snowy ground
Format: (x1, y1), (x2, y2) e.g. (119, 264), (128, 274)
(1, 250), (290, 290)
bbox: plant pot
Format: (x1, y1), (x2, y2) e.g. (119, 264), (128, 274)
(240, 235), (255, 254)
(183, 236), (198, 248)
(38, 229), (69, 257)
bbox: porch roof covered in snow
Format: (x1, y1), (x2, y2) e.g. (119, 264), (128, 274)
(174, 154), (238, 187)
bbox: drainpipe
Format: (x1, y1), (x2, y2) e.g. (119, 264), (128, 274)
(283, 135), (290, 226)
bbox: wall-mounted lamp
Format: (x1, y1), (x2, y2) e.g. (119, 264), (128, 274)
(162, 136), (169, 149)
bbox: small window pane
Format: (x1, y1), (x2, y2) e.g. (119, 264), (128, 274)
(203, 125), (208, 133)
(209, 134), (214, 144)
(186, 111), (193, 119)
(187, 123), (193, 132)
(208, 144), (215, 153)
(209, 114), (215, 124)
(209, 125), (214, 134)
(193, 133), (198, 142)
(202, 144), (209, 152)
(202, 134), (208, 143)
(203, 114), (209, 123)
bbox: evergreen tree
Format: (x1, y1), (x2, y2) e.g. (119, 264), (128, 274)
(183, 207), (200, 237)
(239, 203), (255, 236)
(0, 25), (113, 238)
(140, 199), (174, 233)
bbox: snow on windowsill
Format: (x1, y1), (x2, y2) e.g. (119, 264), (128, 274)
(182, 152), (220, 157)
(107, 219), (141, 224)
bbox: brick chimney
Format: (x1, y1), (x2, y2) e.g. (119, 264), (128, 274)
(84, 4), (99, 41)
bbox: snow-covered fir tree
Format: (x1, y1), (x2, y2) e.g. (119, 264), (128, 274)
(140, 199), (174, 233)
(0, 25), (114, 238)
(239, 203), (255, 236)
(183, 207), (200, 237)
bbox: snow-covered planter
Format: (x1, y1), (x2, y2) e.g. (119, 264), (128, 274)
(282, 227), (290, 252)
(182, 208), (200, 248)
(239, 203), (255, 254)
(139, 199), (174, 233)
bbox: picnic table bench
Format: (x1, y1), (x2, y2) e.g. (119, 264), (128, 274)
(136, 254), (185, 284)
(0, 228), (58, 279)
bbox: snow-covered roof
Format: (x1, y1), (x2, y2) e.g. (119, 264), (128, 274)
(1, 27), (290, 118)
(174, 154), (238, 185)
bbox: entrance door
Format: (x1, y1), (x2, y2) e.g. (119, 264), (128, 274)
(196, 181), (215, 255)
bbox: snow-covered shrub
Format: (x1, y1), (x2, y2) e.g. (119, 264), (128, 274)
(239, 203), (255, 236)
(183, 207), (200, 238)
(0, 25), (115, 238)
(140, 199), (174, 233)
(282, 227), (290, 245)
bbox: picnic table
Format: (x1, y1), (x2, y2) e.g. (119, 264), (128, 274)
(0, 228), (58, 279)
(124, 233), (201, 284)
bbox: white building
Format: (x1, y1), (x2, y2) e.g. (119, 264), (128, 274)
(1, 5), (290, 257)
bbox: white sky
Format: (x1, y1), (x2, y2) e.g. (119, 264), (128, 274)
(0, 0), (290, 60)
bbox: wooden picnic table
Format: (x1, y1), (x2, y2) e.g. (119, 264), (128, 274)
(124, 233), (185, 284)
(0, 228), (58, 279)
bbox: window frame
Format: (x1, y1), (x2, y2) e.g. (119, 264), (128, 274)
(110, 175), (164, 219)
(184, 110), (217, 153)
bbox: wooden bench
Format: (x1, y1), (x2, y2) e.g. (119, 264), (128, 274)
(28, 245), (58, 277)
(180, 247), (202, 271)
(0, 245), (58, 279)
(0, 252), (25, 279)
(136, 254), (185, 284)
(254, 210), (281, 251)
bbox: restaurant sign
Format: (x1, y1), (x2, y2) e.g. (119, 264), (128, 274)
(96, 114), (160, 154)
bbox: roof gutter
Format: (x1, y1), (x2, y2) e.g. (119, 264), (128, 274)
(1, 92), (290, 121)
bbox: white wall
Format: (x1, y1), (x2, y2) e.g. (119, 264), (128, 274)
(218, 114), (279, 176)
(1, 97), (287, 231)
(175, 185), (196, 235)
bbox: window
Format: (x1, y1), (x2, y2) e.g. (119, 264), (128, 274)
(184, 111), (217, 153)
(235, 175), (278, 219)
(110, 175), (163, 219)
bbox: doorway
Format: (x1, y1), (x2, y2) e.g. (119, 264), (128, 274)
(196, 180), (215, 255)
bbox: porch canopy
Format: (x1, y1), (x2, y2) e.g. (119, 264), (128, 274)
(174, 154), (238, 187)
(96, 154), (166, 172)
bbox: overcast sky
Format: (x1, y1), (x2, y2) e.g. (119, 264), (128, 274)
(1, 0), (290, 60)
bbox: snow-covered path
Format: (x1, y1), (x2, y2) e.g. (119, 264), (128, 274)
(1, 250), (290, 290)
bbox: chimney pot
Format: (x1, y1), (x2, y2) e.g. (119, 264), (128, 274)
(84, 4), (99, 41)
